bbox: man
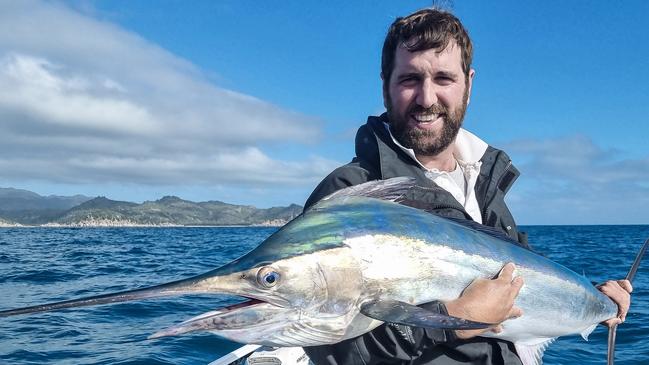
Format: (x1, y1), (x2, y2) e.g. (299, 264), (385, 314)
(303, 8), (632, 365)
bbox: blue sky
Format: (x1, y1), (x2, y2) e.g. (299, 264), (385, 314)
(1, 0), (648, 224)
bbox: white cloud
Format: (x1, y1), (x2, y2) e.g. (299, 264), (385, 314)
(504, 135), (649, 224)
(0, 53), (156, 135)
(0, 1), (339, 191)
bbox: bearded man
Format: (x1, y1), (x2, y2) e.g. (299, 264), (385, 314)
(302, 8), (631, 365)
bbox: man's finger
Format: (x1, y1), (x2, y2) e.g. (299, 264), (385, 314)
(618, 280), (633, 294)
(599, 281), (624, 296)
(509, 276), (524, 302)
(618, 301), (630, 322)
(497, 262), (516, 281)
(507, 276), (524, 301)
(508, 306), (523, 319)
(604, 317), (622, 327)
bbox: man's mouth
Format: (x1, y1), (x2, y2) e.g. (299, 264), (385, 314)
(410, 112), (444, 126)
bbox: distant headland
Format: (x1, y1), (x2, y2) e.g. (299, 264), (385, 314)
(0, 188), (302, 227)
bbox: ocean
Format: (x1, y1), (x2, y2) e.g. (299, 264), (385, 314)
(1, 225), (648, 364)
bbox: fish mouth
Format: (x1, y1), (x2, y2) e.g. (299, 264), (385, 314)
(222, 298), (266, 311)
(149, 297), (299, 340)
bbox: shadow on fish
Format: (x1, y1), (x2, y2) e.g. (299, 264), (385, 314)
(1, 178), (646, 365)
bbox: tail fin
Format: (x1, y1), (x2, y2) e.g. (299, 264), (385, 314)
(607, 237), (649, 365)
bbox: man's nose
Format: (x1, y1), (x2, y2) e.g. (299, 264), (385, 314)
(416, 79), (437, 108)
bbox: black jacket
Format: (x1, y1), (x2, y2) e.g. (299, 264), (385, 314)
(303, 114), (528, 365)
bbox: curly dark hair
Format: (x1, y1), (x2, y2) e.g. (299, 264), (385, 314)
(381, 8), (473, 84)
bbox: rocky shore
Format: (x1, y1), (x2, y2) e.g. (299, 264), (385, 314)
(42, 216), (178, 227)
(0, 221), (22, 227)
(0, 216), (290, 228)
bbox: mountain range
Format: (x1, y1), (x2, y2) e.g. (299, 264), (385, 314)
(0, 188), (302, 226)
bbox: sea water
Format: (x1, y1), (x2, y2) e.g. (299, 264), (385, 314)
(0, 226), (647, 364)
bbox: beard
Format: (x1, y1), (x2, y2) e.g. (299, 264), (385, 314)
(387, 88), (469, 156)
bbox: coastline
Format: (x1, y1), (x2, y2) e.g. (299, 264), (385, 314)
(0, 214), (289, 228)
(0, 222), (287, 228)
(0, 224), (285, 228)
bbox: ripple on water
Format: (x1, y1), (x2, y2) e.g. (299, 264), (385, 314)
(11, 269), (83, 284)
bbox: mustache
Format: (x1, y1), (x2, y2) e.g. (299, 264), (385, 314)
(407, 103), (448, 116)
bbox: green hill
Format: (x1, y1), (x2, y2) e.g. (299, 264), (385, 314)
(54, 196), (302, 226)
(0, 188), (302, 226)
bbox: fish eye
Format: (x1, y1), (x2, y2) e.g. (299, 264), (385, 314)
(256, 267), (280, 288)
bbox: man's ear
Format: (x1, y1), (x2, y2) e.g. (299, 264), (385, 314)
(381, 72), (389, 109)
(466, 68), (475, 105)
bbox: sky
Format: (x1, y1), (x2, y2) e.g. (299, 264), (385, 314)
(1, 0), (648, 225)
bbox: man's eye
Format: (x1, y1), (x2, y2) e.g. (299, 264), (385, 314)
(399, 77), (419, 86)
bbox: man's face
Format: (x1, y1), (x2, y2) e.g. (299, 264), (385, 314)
(384, 41), (474, 156)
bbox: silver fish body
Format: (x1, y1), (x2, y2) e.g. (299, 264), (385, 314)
(225, 196), (616, 345)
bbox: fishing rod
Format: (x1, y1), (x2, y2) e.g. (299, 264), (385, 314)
(607, 237), (649, 365)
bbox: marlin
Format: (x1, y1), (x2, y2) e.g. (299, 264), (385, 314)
(1, 178), (646, 365)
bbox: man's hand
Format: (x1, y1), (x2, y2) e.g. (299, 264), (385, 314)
(597, 279), (633, 327)
(444, 263), (524, 339)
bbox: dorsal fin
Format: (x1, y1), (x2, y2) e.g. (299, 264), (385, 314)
(309, 177), (526, 249)
(312, 177), (417, 209)
(308, 177), (524, 249)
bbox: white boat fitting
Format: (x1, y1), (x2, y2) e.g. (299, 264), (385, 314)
(209, 345), (311, 365)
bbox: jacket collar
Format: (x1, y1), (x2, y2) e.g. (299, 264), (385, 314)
(453, 129), (488, 165)
(358, 114), (518, 192)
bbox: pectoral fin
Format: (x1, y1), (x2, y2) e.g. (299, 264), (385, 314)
(360, 300), (492, 330)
